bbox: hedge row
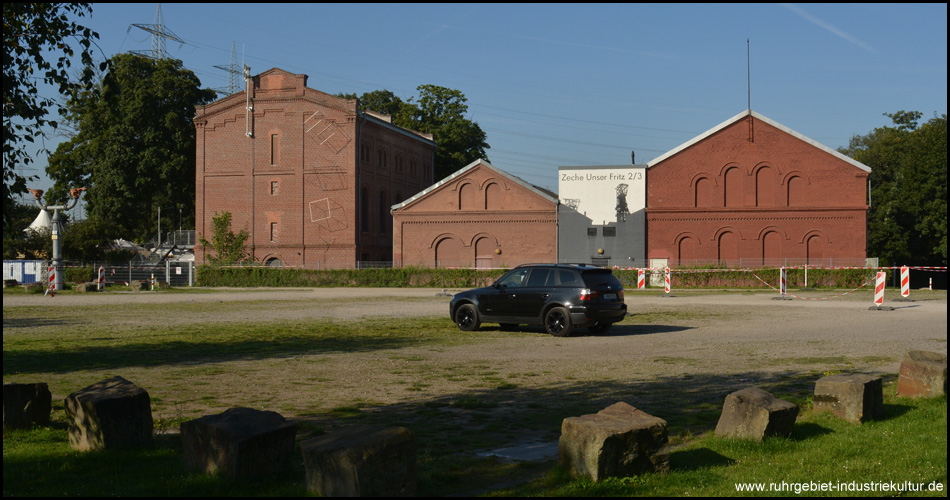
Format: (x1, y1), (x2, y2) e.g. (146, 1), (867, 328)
(195, 266), (505, 288)
(612, 267), (882, 289)
(193, 265), (882, 289)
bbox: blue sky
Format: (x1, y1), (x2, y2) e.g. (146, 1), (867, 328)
(24, 3), (948, 195)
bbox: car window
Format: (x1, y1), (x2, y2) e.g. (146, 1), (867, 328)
(526, 269), (554, 287)
(498, 268), (529, 288)
(581, 269), (623, 289)
(557, 270), (580, 286)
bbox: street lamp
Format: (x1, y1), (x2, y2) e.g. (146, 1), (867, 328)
(29, 187), (86, 291)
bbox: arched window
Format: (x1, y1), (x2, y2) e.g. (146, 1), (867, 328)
(807, 235), (824, 264)
(788, 176), (805, 206)
(678, 236), (699, 265)
(756, 166), (775, 207)
(485, 183), (503, 210)
(459, 182), (477, 211)
(360, 187), (369, 232)
(378, 190), (387, 235)
(695, 177), (715, 207)
(718, 232), (739, 264)
(435, 237), (461, 268)
(762, 231), (782, 265)
(724, 168), (743, 207)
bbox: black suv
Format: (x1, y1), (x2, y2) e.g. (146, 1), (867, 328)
(449, 264), (627, 337)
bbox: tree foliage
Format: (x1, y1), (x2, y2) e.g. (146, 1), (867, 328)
(3, 3), (106, 232)
(839, 111), (947, 266)
(198, 211), (251, 265)
(341, 85), (490, 181)
(1, 200), (51, 260)
(46, 53), (216, 242)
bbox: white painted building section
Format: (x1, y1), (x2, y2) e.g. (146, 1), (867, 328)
(558, 166), (647, 225)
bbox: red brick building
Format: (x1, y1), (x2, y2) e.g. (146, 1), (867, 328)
(392, 159), (558, 268)
(193, 68), (435, 268)
(646, 110), (870, 268)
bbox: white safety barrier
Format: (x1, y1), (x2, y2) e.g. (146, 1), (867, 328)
(97, 266), (105, 291)
(874, 271), (886, 307)
(900, 266), (910, 298)
(637, 268), (645, 290)
(780, 267), (787, 296)
(664, 267), (671, 294)
(45, 265), (55, 297)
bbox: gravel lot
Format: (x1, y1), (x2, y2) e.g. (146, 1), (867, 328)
(6, 286), (945, 391)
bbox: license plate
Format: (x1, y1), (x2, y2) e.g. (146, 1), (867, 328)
(603, 293), (617, 300)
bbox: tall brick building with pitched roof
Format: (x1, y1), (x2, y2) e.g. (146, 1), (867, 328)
(193, 68), (435, 268)
(646, 110), (870, 269)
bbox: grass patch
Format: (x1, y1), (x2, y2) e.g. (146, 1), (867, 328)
(495, 393), (948, 497)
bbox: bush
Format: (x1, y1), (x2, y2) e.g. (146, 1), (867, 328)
(196, 266), (505, 288)
(612, 266), (878, 290)
(195, 265), (881, 289)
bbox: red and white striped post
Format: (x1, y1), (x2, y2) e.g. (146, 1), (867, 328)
(900, 266), (910, 298)
(664, 267), (671, 294)
(97, 266), (105, 291)
(780, 267), (787, 296)
(874, 271), (886, 307)
(45, 265), (55, 297)
(637, 268), (645, 290)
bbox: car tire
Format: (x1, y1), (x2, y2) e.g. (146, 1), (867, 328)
(588, 321), (612, 334)
(545, 307), (573, 337)
(455, 304), (481, 331)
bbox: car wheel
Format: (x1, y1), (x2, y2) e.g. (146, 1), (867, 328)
(545, 307), (573, 337)
(588, 321), (612, 334)
(455, 304), (481, 331)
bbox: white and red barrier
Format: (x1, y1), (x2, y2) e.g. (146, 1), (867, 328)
(874, 271), (886, 307)
(664, 267), (671, 294)
(97, 266), (105, 291)
(780, 267), (787, 296)
(900, 266), (910, 298)
(637, 268), (645, 290)
(45, 265), (55, 297)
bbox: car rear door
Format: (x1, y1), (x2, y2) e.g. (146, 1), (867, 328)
(509, 268), (555, 319)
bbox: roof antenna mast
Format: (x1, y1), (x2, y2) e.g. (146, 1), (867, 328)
(747, 38), (754, 143)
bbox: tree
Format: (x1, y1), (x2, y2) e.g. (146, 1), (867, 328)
(198, 211), (251, 265)
(46, 53), (216, 242)
(3, 3), (106, 233)
(839, 111), (947, 266)
(1, 199), (51, 260)
(341, 85), (490, 181)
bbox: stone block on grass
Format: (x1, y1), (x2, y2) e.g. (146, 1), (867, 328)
(3, 382), (52, 430)
(897, 351), (947, 398)
(813, 373), (883, 423)
(181, 407), (298, 480)
(75, 282), (98, 292)
(301, 425), (416, 497)
(559, 402), (669, 481)
(715, 387), (799, 441)
(64, 376), (153, 451)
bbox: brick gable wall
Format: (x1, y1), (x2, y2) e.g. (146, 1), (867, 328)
(646, 115), (868, 265)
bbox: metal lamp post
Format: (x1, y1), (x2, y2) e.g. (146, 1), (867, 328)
(28, 187), (86, 291)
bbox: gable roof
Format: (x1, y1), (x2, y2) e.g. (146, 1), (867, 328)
(647, 110), (871, 173)
(391, 159), (558, 212)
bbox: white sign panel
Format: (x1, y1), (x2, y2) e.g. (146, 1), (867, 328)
(558, 166), (647, 225)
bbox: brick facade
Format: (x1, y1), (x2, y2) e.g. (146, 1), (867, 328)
(646, 111), (869, 267)
(392, 160), (558, 268)
(194, 68), (435, 268)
